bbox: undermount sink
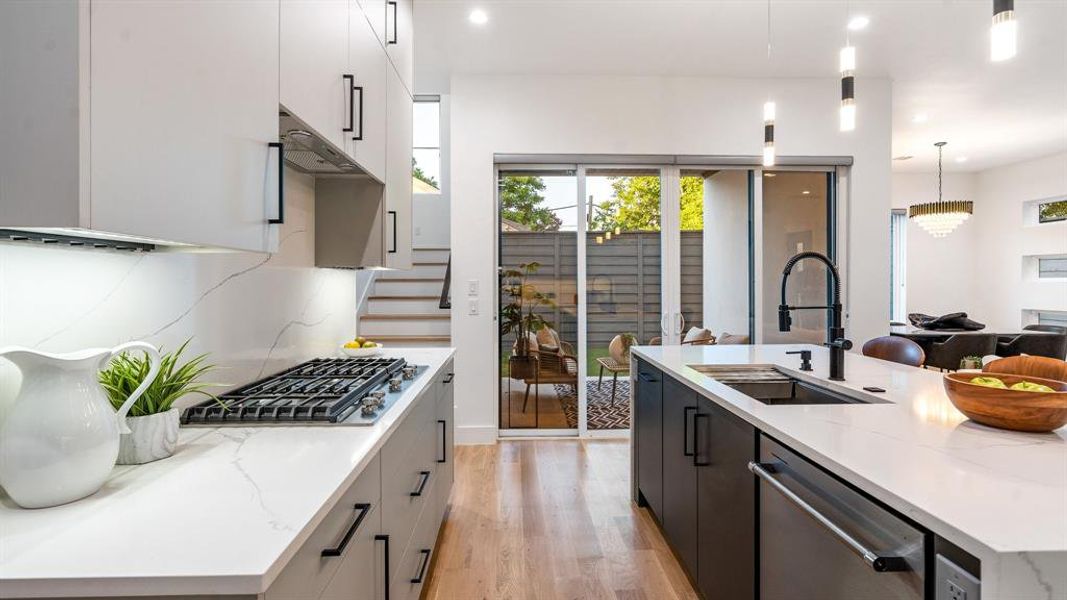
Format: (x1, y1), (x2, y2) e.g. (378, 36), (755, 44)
(688, 364), (884, 406)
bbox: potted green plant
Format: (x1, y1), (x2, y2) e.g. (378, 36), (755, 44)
(500, 262), (555, 380)
(99, 339), (220, 465)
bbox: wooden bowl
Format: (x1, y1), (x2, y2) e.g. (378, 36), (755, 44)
(943, 373), (1067, 433)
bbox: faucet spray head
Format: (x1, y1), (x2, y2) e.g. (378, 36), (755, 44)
(778, 305), (792, 332)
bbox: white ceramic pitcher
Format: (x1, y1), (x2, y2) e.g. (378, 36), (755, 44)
(0, 342), (161, 508)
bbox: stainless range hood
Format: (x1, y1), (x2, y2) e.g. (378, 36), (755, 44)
(279, 109), (369, 177)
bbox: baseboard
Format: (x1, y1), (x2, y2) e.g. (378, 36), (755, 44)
(455, 424), (497, 445)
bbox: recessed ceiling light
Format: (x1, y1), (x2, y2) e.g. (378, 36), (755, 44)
(468, 8), (488, 25)
(763, 172), (776, 178)
(847, 16), (870, 31)
(893, 155), (914, 161)
(955, 156), (968, 163)
(802, 190), (811, 195)
(912, 113), (929, 124)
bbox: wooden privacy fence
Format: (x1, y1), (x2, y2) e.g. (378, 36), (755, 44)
(499, 231), (703, 354)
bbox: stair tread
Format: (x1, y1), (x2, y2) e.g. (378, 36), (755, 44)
(369, 295), (442, 300)
(413, 247), (450, 252)
(378, 277), (445, 282)
(412, 262), (448, 266)
(362, 313), (450, 320)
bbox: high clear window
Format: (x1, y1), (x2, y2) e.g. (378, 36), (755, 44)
(1038, 257), (1067, 279)
(1039, 200), (1067, 223)
(890, 209), (908, 323)
(413, 99), (441, 194)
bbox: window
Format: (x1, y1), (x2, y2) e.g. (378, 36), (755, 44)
(889, 209), (908, 323)
(412, 97), (441, 194)
(1038, 311), (1067, 328)
(1039, 200), (1067, 223)
(1038, 257), (1067, 279)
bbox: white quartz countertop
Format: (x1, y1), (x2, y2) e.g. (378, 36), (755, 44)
(632, 344), (1067, 599)
(0, 348), (455, 599)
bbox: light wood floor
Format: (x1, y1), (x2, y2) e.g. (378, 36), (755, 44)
(423, 440), (699, 600)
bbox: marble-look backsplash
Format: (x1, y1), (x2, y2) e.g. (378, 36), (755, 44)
(0, 169), (356, 419)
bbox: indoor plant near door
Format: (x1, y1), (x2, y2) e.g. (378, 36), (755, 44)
(500, 262), (555, 380)
(99, 339), (220, 465)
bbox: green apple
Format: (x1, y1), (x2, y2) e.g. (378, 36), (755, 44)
(1009, 381), (1055, 393)
(969, 376), (1007, 389)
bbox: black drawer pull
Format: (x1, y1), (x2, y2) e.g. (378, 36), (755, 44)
(387, 1), (398, 45)
(410, 470), (431, 497)
(683, 406), (697, 456)
(351, 85), (364, 141)
(410, 548), (431, 583)
(437, 419), (447, 463)
(693, 413), (710, 467)
(443, 372), (454, 384)
(321, 503), (372, 557)
(375, 534), (390, 600)
(342, 74), (355, 133)
(268, 142), (284, 224)
(638, 372), (657, 383)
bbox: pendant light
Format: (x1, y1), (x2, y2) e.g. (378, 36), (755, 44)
(909, 142), (973, 238)
(762, 0), (776, 167)
(839, 46), (856, 131)
(991, 0), (1017, 61)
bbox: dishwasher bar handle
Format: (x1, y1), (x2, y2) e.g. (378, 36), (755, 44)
(748, 461), (909, 573)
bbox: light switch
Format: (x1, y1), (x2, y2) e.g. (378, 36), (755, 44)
(468, 298), (479, 315)
(467, 279), (479, 296)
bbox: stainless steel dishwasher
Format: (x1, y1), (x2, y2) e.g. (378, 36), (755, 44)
(752, 435), (927, 600)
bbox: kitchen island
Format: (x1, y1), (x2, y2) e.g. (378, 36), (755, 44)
(631, 344), (1067, 600)
(0, 348), (455, 600)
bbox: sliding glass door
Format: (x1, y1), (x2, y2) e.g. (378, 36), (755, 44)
(496, 162), (840, 436)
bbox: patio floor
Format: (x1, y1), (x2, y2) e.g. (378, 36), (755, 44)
(499, 377), (630, 431)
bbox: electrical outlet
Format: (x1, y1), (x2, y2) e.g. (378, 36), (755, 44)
(467, 298), (479, 316)
(936, 555), (980, 600)
(946, 581), (967, 600)
(467, 279), (479, 296)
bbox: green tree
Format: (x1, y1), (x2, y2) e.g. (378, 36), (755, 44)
(1040, 200), (1067, 222)
(412, 157), (438, 188)
(499, 175), (562, 231)
(590, 176), (704, 231)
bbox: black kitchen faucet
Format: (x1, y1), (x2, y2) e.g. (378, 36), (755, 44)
(778, 251), (852, 381)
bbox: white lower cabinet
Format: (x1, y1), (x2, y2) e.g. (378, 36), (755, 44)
(264, 364), (453, 600)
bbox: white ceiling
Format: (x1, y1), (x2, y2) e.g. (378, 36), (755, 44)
(414, 0), (1067, 172)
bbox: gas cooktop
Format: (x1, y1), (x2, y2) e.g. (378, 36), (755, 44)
(181, 357), (423, 426)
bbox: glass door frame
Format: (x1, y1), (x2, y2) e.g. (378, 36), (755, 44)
(495, 161), (848, 439)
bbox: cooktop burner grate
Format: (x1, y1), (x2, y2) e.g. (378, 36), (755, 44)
(181, 357), (406, 424)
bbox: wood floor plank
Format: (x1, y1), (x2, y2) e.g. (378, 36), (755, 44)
(424, 440), (698, 600)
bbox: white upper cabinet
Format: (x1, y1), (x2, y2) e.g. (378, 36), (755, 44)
(385, 0), (414, 94)
(356, 0), (388, 47)
(347, 1), (388, 182)
(281, 0), (350, 151)
(89, 0), (281, 251)
(385, 66), (413, 270)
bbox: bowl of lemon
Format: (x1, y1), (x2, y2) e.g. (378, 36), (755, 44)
(342, 337), (383, 357)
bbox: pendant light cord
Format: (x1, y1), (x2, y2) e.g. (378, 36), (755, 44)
(766, 0), (772, 60)
(938, 144), (943, 202)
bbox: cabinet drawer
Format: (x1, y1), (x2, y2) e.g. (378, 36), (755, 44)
(267, 454), (382, 599)
(380, 391), (437, 581)
(319, 504), (382, 600)
(390, 475), (440, 600)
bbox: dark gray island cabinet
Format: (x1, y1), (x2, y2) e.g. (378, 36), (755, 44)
(634, 359), (756, 600)
(632, 357), (980, 600)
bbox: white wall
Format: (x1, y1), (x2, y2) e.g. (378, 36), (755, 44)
(891, 151), (1067, 331)
(0, 169), (357, 419)
(450, 74), (893, 443)
(891, 172), (980, 319)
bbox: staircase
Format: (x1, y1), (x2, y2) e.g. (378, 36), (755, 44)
(358, 248), (452, 347)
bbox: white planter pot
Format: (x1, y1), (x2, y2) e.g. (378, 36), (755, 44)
(117, 409), (179, 465)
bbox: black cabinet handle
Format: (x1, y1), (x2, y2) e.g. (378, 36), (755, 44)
(375, 534), (390, 600)
(410, 548), (431, 583)
(268, 142), (284, 224)
(683, 406), (697, 457)
(437, 419), (447, 463)
(351, 85), (364, 141)
(342, 74), (355, 133)
(693, 413), (710, 467)
(321, 503), (371, 557)
(410, 470), (431, 497)
(388, 210), (398, 253)
(637, 372), (657, 383)
(443, 372), (454, 384)
(387, 1), (398, 45)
